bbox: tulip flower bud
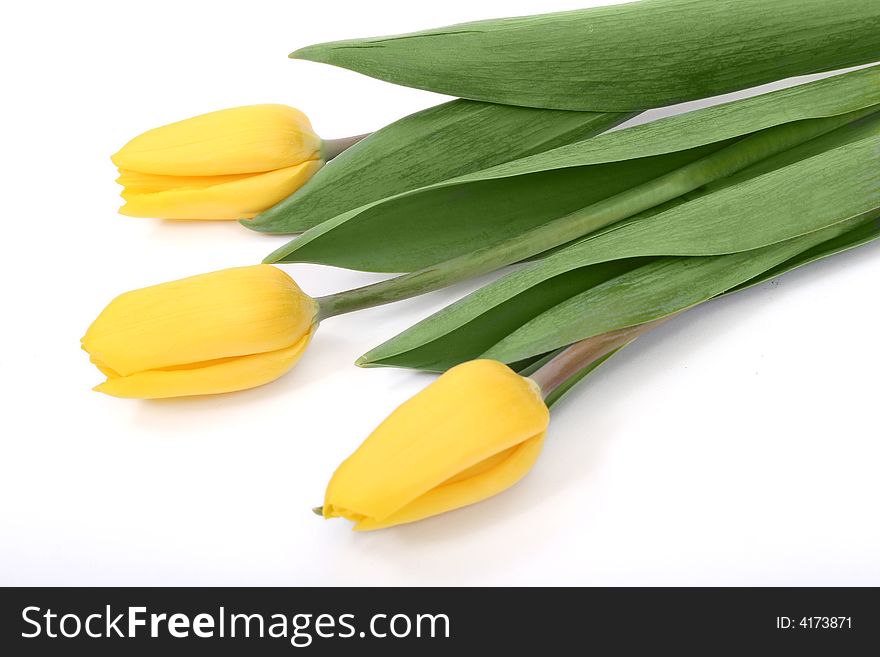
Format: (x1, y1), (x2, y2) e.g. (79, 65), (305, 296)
(112, 105), (324, 220)
(322, 359), (550, 530)
(82, 265), (318, 398)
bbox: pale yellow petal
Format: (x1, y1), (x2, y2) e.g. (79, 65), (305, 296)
(118, 160), (322, 220)
(82, 265), (317, 376)
(95, 328), (314, 399)
(323, 360), (550, 525)
(111, 104), (321, 176)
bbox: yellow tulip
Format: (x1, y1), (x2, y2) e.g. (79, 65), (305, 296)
(112, 105), (324, 220)
(322, 359), (550, 530)
(82, 265), (318, 398)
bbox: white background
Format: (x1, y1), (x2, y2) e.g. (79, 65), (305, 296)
(1, 0), (878, 586)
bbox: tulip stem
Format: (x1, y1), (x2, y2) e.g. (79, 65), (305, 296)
(322, 133), (371, 161)
(310, 108), (869, 320)
(530, 315), (675, 407)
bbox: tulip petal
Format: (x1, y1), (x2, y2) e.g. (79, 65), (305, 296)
(111, 104), (322, 176)
(116, 169), (257, 194)
(323, 360), (550, 526)
(82, 265), (317, 375)
(351, 433), (546, 531)
(94, 327), (315, 399)
(118, 160), (322, 220)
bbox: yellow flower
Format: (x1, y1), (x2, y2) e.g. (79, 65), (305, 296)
(82, 265), (317, 398)
(112, 105), (323, 220)
(322, 359), (550, 530)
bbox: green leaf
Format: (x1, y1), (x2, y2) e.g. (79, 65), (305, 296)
(267, 65), (880, 273)
(358, 258), (654, 371)
(514, 212), (880, 408)
(291, 0), (880, 111)
(544, 211), (880, 408)
(245, 100), (631, 234)
(528, 210), (880, 404)
(731, 211), (880, 293)
(358, 127), (880, 370)
(483, 214), (876, 363)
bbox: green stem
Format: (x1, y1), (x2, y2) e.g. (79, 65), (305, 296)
(316, 108), (872, 320)
(530, 316), (673, 407)
(322, 133), (370, 161)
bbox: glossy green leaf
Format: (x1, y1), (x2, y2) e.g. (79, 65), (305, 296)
(527, 209), (880, 405)
(291, 0), (880, 111)
(267, 66), (880, 273)
(360, 258), (655, 371)
(358, 126), (880, 370)
(512, 213), (880, 408)
(245, 100), (630, 234)
(731, 211), (880, 293)
(482, 214), (876, 363)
